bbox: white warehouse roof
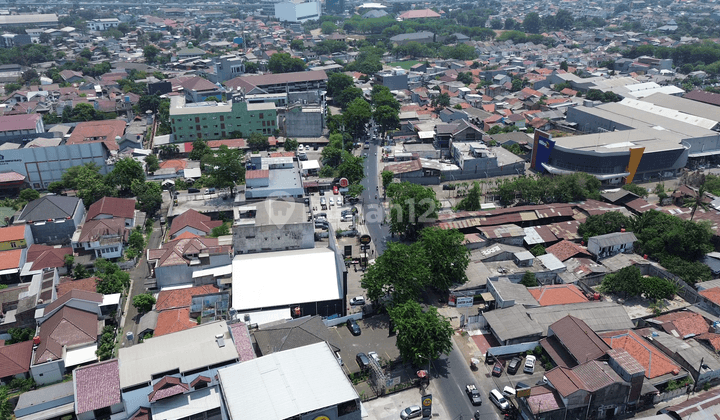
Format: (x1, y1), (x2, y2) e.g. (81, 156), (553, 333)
(218, 342), (359, 420)
(231, 247), (343, 311)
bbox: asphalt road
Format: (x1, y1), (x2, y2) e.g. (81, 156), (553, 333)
(431, 340), (502, 420)
(360, 135), (391, 256)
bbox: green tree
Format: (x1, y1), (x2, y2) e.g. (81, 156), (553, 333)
(327, 72), (354, 98)
(361, 242), (430, 305)
(107, 157), (145, 194)
(131, 181), (162, 215)
(96, 325), (115, 361)
(504, 18), (515, 30)
(145, 154), (160, 173)
(39, 32), (51, 44)
(386, 182), (439, 239)
(348, 183), (364, 198)
(94, 258), (130, 294)
(202, 145), (245, 194)
(19, 188), (39, 202)
(490, 18), (503, 29)
(523, 12), (542, 33)
(531, 244), (546, 256)
(6, 327), (34, 344)
(189, 139), (211, 160)
(599, 265), (643, 297)
(128, 230), (145, 250)
(560, 60), (569, 71)
(321, 21), (337, 34)
(284, 138), (299, 151)
(389, 301), (453, 367)
(73, 264), (91, 280)
(455, 181), (482, 211)
(0, 387), (11, 420)
(61, 162), (115, 206)
(456, 72), (473, 85)
(244, 62), (259, 73)
(336, 86), (363, 109)
(210, 222), (230, 237)
(373, 105), (400, 136)
(290, 39), (304, 50)
(684, 180), (709, 221)
(431, 92), (450, 108)
(132, 293), (156, 313)
(137, 94), (161, 114)
(520, 271), (538, 287)
(343, 97), (372, 139)
(381, 170), (394, 190)
(419, 227), (470, 290)
(248, 132), (270, 151)
(80, 48), (92, 59)
(371, 85), (400, 111)
(143, 45), (160, 64)
(268, 52), (306, 73)
(64, 254), (75, 272)
(578, 211), (630, 242)
(511, 78), (523, 92)
(337, 151), (365, 184)
(622, 183), (648, 198)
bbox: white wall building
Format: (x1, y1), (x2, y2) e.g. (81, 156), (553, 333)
(86, 18), (121, 31)
(275, 0), (321, 22)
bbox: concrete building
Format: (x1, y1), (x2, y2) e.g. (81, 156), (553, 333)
(449, 141), (526, 180)
(15, 196), (85, 245)
(326, 0), (345, 14)
(375, 68), (408, 91)
(587, 232), (637, 259)
(0, 114), (45, 139)
(245, 155), (304, 199)
(86, 18), (121, 31)
(233, 199), (313, 254)
(275, 0), (322, 22)
(169, 96), (277, 142)
(231, 247), (346, 318)
(284, 104), (324, 137)
(0, 14), (58, 28)
(218, 342), (361, 420)
(225, 70), (327, 95)
(205, 55), (246, 84)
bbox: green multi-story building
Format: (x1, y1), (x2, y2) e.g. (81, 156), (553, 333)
(169, 96), (277, 142)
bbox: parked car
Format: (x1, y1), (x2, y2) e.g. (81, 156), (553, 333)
(465, 384), (482, 406)
(356, 352), (370, 370)
(315, 212), (327, 219)
(329, 197), (334, 206)
(524, 355), (536, 374)
(341, 210), (353, 217)
(492, 361), (503, 377)
(507, 357), (522, 375)
(489, 389), (510, 411)
(188, 188), (200, 193)
(368, 351), (381, 365)
(442, 184), (456, 190)
(337, 229), (358, 237)
(502, 386), (516, 398)
(337, 196), (343, 206)
(346, 319), (361, 336)
(400, 405), (422, 420)
(333, 185), (339, 194)
(350, 296), (365, 306)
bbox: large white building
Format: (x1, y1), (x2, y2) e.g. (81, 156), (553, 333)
(274, 0), (321, 22)
(86, 18), (121, 31)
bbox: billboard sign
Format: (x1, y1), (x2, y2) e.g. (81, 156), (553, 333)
(531, 130), (554, 172)
(421, 394), (432, 417)
(456, 297), (474, 308)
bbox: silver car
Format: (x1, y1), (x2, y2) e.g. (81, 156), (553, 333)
(400, 405), (421, 419)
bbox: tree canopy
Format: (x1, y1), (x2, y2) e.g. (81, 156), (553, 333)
(201, 145), (246, 193)
(389, 301), (454, 367)
(361, 241), (430, 305)
(107, 157), (145, 194)
(577, 211), (630, 242)
(386, 182), (440, 238)
(268, 52), (306, 73)
(418, 227), (470, 290)
(343, 97), (372, 139)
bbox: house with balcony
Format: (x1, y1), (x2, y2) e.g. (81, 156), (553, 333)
(85, 197), (137, 228)
(71, 218), (128, 259)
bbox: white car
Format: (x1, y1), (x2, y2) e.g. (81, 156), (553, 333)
(297, 144), (304, 152)
(337, 196), (343, 206)
(329, 197), (334, 206)
(524, 355), (536, 374)
(368, 351), (381, 365)
(350, 296), (365, 305)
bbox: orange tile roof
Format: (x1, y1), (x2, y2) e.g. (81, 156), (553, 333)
(529, 284), (589, 306)
(0, 225), (25, 243)
(654, 312), (709, 338)
(600, 330), (679, 379)
(159, 159), (187, 171)
(700, 288), (720, 306)
(154, 308), (197, 337)
(67, 120), (126, 151)
(56, 277), (99, 297)
(0, 249), (22, 271)
(155, 285), (220, 311)
(546, 240), (589, 262)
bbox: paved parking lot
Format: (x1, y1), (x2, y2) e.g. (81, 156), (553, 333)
(487, 355), (548, 393)
(362, 384), (450, 420)
(332, 314), (400, 374)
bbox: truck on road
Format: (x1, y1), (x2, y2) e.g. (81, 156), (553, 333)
(466, 384), (482, 406)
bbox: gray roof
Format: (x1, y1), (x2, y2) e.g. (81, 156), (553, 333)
(253, 315), (340, 355)
(490, 278), (538, 306)
(363, 9), (388, 18)
(650, 332), (720, 371)
(526, 301), (635, 335)
(19, 195), (81, 221)
(588, 232), (637, 248)
(484, 305), (543, 342)
(14, 381), (74, 412)
(137, 310), (158, 335)
(390, 31), (434, 42)
(600, 189), (638, 203)
(695, 278), (720, 291)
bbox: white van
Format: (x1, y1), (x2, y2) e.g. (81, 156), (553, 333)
(489, 389), (510, 411)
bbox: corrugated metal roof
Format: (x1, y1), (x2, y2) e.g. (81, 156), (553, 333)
(588, 232), (637, 248)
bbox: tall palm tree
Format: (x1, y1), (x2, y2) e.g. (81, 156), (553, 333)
(684, 176), (709, 221)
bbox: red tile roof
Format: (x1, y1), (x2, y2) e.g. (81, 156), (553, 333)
(26, 244), (72, 271)
(169, 209), (223, 237)
(56, 277), (99, 297)
(155, 285), (220, 311)
(154, 308), (197, 337)
(530, 285), (589, 306)
(229, 322), (256, 362)
(699, 288), (720, 306)
(246, 169), (269, 179)
(696, 333), (720, 352)
(0, 114), (42, 132)
(77, 218), (128, 243)
(545, 240), (590, 262)
(653, 312), (709, 338)
(0, 340), (33, 378)
(86, 197), (136, 220)
(0, 249), (23, 271)
(150, 236), (230, 268)
(0, 225), (25, 243)
(0, 171), (26, 183)
(159, 159), (187, 171)
(148, 376), (189, 402)
(600, 330), (680, 379)
(35, 306), (98, 364)
(398, 8), (441, 19)
(74, 359), (122, 414)
(67, 120), (126, 151)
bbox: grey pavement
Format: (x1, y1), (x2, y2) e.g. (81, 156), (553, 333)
(120, 218), (163, 347)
